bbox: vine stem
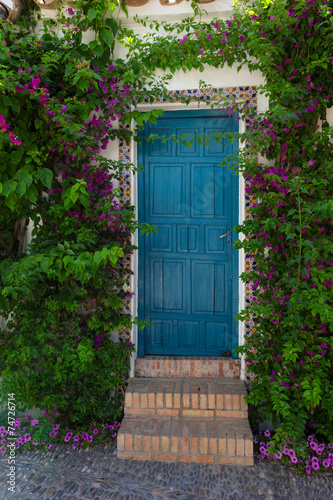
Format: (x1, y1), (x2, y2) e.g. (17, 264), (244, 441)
(293, 182), (303, 325)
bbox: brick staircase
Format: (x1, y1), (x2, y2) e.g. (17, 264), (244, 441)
(117, 358), (253, 466)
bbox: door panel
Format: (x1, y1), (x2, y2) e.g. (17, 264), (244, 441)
(138, 110), (238, 356)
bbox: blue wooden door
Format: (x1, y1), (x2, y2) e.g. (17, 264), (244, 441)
(138, 110), (238, 356)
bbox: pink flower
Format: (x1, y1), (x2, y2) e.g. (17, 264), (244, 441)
(9, 131), (22, 145)
(239, 35), (244, 41)
(68, 7), (74, 15)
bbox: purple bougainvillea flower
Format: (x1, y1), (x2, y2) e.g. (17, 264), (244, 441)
(68, 7), (74, 15)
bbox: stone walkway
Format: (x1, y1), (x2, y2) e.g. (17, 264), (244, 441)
(0, 444), (332, 500)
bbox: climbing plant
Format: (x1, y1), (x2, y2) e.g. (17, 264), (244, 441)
(123, 0), (333, 449)
(1, 0), (332, 455)
(0, 0), (171, 427)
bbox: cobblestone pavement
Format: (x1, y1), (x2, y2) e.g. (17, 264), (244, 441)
(0, 444), (332, 500)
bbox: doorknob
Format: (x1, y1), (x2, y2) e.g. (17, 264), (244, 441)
(220, 231), (231, 239)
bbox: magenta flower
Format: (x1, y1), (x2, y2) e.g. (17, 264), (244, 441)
(68, 7), (74, 15)
(9, 131), (22, 145)
(93, 428), (98, 435)
(239, 35), (245, 41)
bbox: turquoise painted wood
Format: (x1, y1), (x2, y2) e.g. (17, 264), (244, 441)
(138, 110), (239, 356)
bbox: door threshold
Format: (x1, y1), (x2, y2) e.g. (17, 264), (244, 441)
(135, 355), (240, 379)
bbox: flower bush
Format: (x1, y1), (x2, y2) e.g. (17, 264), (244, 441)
(124, 0), (333, 450)
(0, 1), (166, 430)
(0, 411), (120, 455)
(255, 430), (333, 475)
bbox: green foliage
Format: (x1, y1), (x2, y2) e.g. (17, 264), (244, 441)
(0, 0), (161, 428)
(123, 0), (333, 447)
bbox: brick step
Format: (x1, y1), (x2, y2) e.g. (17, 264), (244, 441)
(117, 416), (253, 466)
(135, 356), (240, 378)
(125, 378), (248, 419)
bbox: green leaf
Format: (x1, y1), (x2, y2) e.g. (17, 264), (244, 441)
(26, 184), (38, 204)
(93, 251), (102, 266)
(87, 8), (97, 21)
(100, 29), (114, 46)
(2, 180), (17, 197)
(10, 148), (24, 167)
(15, 180), (26, 197)
(38, 168), (53, 189)
(79, 194), (90, 208)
